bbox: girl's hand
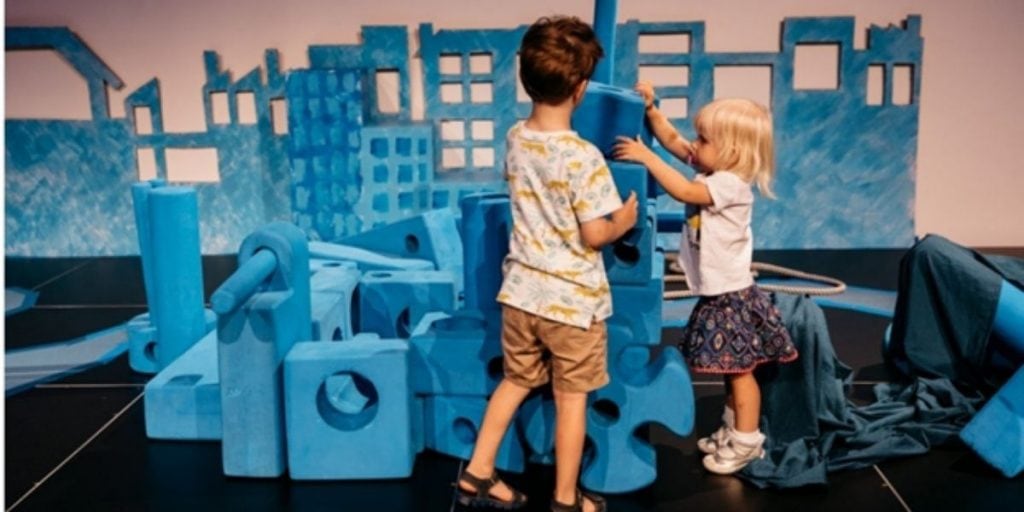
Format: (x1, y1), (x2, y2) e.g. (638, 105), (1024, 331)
(635, 81), (655, 109)
(613, 136), (654, 165)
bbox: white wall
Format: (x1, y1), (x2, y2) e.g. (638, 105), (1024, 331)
(6, 0), (1023, 246)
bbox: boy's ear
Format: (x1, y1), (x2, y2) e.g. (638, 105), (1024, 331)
(572, 79), (589, 105)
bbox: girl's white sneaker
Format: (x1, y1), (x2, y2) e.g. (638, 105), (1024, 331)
(702, 429), (765, 475)
(696, 425), (729, 455)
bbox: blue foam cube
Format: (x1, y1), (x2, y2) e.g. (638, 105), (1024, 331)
(409, 310), (502, 396)
(572, 82), (647, 158)
(284, 335), (415, 479)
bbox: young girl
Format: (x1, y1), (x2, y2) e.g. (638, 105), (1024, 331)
(613, 82), (798, 475)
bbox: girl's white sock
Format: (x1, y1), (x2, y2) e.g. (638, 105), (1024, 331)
(729, 427), (765, 445)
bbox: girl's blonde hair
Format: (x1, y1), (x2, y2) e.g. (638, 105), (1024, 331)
(693, 98), (776, 198)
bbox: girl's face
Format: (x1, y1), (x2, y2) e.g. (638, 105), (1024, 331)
(691, 132), (720, 174)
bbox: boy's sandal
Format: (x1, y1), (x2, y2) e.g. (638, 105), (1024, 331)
(455, 470), (528, 510)
(550, 488), (606, 512)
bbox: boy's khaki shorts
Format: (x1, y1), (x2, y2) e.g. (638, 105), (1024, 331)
(501, 305), (609, 393)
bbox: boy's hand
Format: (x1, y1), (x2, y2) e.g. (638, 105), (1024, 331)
(613, 136), (654, 165)
(635, 81), (655, 109)
(613, 191), (639, 230)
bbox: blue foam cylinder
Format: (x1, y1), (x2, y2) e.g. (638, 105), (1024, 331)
(993, 280), (1024, 356)
(149, 187), (206, 369)
(572, 82), (646, 157)
(130, 179), (165, 320)
(211, 250), (278, 314)
(284, 337), (415, 479)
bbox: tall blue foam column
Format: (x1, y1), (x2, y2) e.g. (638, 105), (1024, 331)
(592, 0), (618, 84)
(129, 180), (165, 373)
(149, 187), (206, 369)
(214, 221), (312, 477)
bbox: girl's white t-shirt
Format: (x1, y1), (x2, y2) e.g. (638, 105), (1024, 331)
(676, 171), (755, 296)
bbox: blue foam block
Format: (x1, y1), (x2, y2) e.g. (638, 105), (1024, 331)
(571, 82), (647, 158)
(609, 250), (665, 345)
(310, 266), (361, 341)
(583, 345), (694, 492)
(339, 208), (464, 299)
(460, 194), (511, 314)
(409, 310), (502, 396)
(960, 365), (1024, 478)
(5, 287), (38, 316)
(308, 241), (434, 272)
(993, 280), (1024, 357)
(284, 335), (415, 479)
(144, 330), (221, 440)
(359, 270), (457, 338)
(603, 202), (657, 285)
(424, 395), (525, 473)
(217, 222), (312, 478)
(519, 345), (695, 493)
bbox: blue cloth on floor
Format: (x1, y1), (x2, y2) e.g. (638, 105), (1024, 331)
(739, 293), (983, 488)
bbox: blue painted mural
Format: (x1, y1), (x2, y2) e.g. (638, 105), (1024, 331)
(5, 15), (922, 256)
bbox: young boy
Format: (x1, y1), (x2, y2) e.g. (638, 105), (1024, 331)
(455, 15), (638, 512)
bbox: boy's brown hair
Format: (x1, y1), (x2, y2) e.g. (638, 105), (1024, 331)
(519, 16), (604, 105)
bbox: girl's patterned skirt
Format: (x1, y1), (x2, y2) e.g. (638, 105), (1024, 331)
(680, 285), (798, 374)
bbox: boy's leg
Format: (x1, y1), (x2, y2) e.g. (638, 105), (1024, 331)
(553, 389), (601, 511)
(730, 372), (760, 432)
(462, 378), (532, 499)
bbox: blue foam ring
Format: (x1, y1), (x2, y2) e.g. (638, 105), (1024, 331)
(993, 280), (1024, 357)
(572, 82), (647, 158)
(149, 186), (207, 370)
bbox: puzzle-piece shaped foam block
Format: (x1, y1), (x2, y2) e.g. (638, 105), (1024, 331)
(339, 209), (464, 299)
(359, 270), (457, 339)
(460, 194), (511, 315)
(310, 266), (361, 341)
(519, 345), (694, 493)
(284, 335), (415, 479)
(144, 330), (221, 440)
(572, 82), (648, 158)
(216, 222), (312, 478)
(409, 310), (502, 396)
(960, 365), (1024, 478)
(603, 201), (657, 285)
(424, 395), (525, 473)
(583, 346), (694, 492)
(609, 251), (665, 345)
(309, 241), (434, 272)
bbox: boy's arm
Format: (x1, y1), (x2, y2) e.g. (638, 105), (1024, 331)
(579, 192), (639, 250)
(636, 81), (693, 162)
(613, 136), (712, 206)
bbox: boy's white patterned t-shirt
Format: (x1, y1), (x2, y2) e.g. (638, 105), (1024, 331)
(497, 122), (623, 329)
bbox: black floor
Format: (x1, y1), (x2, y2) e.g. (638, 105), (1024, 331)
(6, 250), (1024, 511)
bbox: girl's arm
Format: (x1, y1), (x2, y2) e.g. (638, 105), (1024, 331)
(636, 82), (693, 163)
(613, 136), (712, 206)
